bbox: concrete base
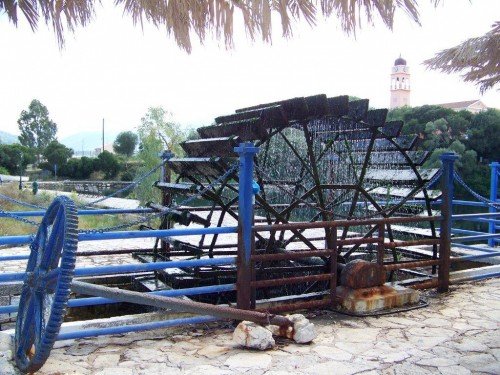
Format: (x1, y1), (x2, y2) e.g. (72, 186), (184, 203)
(336, 283), (420, 314)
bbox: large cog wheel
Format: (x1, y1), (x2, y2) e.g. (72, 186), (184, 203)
(15, 196), (78, 373)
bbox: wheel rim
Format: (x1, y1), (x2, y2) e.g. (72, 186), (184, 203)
(15, 196), (78, 373)
(175, 97), (435, 260)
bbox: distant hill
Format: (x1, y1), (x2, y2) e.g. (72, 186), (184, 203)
(0, 131), (18, 144)
(60, 131), (120, 152)
(0, 130), (121, 153)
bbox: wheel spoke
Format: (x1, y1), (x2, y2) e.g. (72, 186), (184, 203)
(42, 268), (61, 294)
(26, 225), (47, 272)
(16, 293), (36, 359)
(33, 291), (44, 350)
(41, 206), (65, 270)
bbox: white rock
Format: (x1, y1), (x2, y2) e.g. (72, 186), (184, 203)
(286, 314), (317, 344)
(233, 321), (275, 350)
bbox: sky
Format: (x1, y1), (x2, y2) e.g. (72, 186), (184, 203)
(0, 0), (499, 141)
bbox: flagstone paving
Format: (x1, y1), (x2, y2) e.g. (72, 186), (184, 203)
(1, 270), (499, 374)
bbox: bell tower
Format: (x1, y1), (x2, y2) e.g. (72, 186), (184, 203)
(390, 56), (411, 108)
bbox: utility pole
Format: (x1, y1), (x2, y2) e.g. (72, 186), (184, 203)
(102, 118), (105, 154)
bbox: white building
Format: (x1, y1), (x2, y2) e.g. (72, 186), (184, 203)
(390, 56), (411, 109)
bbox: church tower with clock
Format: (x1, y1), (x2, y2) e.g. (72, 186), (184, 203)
(390, 56), (411, 108)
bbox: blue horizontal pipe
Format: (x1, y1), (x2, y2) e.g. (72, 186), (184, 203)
(0, 305), (17, 314)
(451, 228), (487, 236)
(0, 257), (237, 283)
(451, 272), (500, 284)
(0, 283), (236, 314)
(454, 251), (500, 261)
(452, 233), (500, 242)
(0, 226), (238, 246)
(451, 200), (492, 208)
(74, 257), (237, 277)
(78, 226), (237, 241)
(457, 218), (499, 224)
(0, 236), (32, 246)
(452, 243), (500, 253)
(452, 212), (500, 220)
(0, 211), (44, 217)
(0, 208), (154, 217)
(56, 315), (220, 341)
(0, 271), (25, 283)
(0, 254), (29, 261)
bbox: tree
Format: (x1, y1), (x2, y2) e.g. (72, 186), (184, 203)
(138, 107), (185, 157)
(17, 99), (58, 164)
(0, 1), (422, 51)
(113, 131), (138, 169)
(422, 118), (450, 150)
(134, 107), (186, 204)
(113, 131), (138, 157)
(389, 105), (494, 198)
(466, 109), (500, 162)
(388, 105), (468, 143)
(60, 157), (97, 179)
(97, 151), (120, 179)
(0, 144), (35, 175)
(43, 140), (74, 171)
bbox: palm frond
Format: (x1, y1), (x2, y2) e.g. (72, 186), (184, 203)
(424, 22), (500, 93)
(1, 0), (424, 51)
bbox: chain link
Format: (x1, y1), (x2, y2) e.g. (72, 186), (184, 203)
(424, 169), (443, 189)
(79, 163), (240, 233)
(0, 193), (47, 210)
(453, 171), (500, 209)
(0, 208), (40, 227)
(0, 162), (239, 233)
(79, 161), (166, 209)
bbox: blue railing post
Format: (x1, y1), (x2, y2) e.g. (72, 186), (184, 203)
(235, 142), (259, 310)
(439, 152), (459, 292)
(489, 162), (499, 247)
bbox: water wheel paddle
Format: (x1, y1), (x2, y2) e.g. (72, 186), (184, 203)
(169, 95), (439, 260)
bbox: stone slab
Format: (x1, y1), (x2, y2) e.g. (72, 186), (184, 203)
(336, 283), (420, 314)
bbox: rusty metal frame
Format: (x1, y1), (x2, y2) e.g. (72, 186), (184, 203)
(246, 213), (448, 311)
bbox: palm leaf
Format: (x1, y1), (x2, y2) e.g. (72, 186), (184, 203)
(424, 22), (500, 93)
(1, 0), (426, 51)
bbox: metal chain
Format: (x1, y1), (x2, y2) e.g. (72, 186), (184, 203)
(174, 164), (240, 208)
(453, 171), (500, 208)
(79, 161), (166, 208)
(0, 193), (47, 210)
(79, 163), (240, 233)
(0, 208), (40, 227)
(425, 169), (443, 189)
(0, 161), (167, 230)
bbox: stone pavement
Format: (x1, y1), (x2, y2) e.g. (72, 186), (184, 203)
(1, 275), (499, 374)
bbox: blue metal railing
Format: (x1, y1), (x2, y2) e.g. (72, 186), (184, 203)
(0, 143), (257, 345)
(0, 147), (499, 343)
